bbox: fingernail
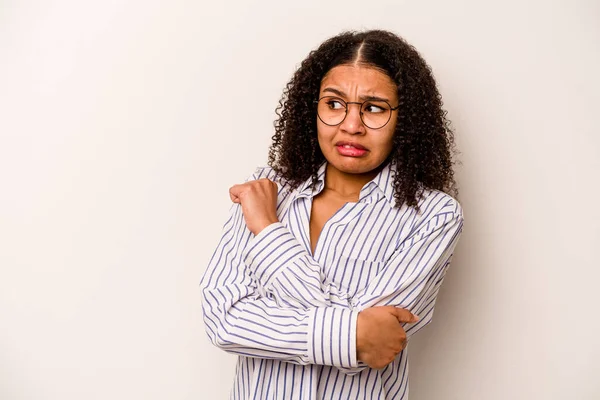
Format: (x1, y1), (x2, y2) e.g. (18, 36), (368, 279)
(413, 314), (420, 322)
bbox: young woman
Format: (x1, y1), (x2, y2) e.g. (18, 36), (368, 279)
(200, 29), (464, 399)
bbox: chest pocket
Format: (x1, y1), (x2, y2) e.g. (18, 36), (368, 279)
(329, 255), (384, 299)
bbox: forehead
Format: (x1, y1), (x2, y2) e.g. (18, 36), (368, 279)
(320, 64), (397, 97)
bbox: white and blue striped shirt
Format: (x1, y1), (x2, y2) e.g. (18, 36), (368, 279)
(200, 161), (464, 399)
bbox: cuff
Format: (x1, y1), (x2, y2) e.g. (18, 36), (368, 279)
(242, 222), (305, 288)
(307, 307), (359, 369)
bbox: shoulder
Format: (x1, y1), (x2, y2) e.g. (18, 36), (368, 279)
(245, 166), (296, 199)
(420, 188), (463, 217)
(409, 188), (464, 232)
(246, 165), (286, 186)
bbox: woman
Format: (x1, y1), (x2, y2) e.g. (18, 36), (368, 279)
(200, 29), (464, 399)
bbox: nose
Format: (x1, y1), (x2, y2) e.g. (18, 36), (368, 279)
(339, 103), (366, 135)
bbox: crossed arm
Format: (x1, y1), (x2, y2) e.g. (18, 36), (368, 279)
(200, 174), (463, 374)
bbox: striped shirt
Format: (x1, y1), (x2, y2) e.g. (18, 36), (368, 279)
(200, 161), (464, 399)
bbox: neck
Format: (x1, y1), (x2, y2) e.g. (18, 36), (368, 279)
(324, 163), (385, 199)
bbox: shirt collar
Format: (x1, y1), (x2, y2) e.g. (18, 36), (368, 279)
(365, 161), (397, 205)
(295, 161), (397, 205)
(295, 162), (327, 199)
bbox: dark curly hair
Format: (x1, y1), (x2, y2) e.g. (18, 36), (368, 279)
(268, 29), (459, 211)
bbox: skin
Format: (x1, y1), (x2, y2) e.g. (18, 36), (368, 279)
(309, 64), (398, 256)
(229, 64), (418, 370)
(316, 64), (398, 188)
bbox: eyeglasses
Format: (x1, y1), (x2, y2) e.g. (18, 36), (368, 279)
(314, 96), (400, 130)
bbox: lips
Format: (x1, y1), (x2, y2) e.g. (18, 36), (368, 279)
(335, 141), (367, 150)
(335, 141), (368, 157)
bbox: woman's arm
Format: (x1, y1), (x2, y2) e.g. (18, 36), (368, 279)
(242, 195), (464, 337)
(238, 187), (463, 372)
(200, 203), (360, 370)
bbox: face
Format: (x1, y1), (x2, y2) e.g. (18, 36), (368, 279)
(317, 64), (398, 177)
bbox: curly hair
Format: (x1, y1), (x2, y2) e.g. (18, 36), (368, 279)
(268, 30), (459, 211)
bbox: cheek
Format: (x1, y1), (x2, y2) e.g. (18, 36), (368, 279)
(316, 124), (336, 146)
(374, 126), (395, 148)
(374, 133), (396, 160)
(374, 139), (392, 156)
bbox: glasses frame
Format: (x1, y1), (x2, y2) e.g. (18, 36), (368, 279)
(314, 96), (400, 130)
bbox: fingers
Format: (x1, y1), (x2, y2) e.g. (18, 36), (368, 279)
(229, 190), (240, 203)
(390, 307), (419, 323)
(229, 179), (276, 203)
(229, 184), (241, 203)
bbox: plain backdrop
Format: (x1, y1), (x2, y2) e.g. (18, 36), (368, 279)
(1, 1), (599, 399)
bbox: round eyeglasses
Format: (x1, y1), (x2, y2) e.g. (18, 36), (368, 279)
(314, 96), (400, 130)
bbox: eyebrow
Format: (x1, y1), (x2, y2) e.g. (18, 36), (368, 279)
(322, 87), (391, 103)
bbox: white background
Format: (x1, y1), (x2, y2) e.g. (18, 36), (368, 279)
(1, 1), (599, 399)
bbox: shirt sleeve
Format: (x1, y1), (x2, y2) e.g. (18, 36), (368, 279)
(242, 198), (464, 338)
(199, 202), (360, 370)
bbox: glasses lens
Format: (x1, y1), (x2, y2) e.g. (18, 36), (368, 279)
(361, 101), (391, 129)
(317, 97), (346, 126)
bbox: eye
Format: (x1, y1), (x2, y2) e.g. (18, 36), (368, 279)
(325, 98), (345, 110)
(363, 102), (387, 113)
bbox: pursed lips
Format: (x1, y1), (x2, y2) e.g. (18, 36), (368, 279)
(335, 141), (368, 150)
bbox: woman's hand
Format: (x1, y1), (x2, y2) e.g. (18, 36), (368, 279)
(229, 178), (279, 236)
(356, 306), (419, 369)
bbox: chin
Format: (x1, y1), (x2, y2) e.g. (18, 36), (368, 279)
(331, 156), (379, 175)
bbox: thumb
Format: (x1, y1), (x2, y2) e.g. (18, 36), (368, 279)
(229, 192), (240, 203)
(392, 308), (419, 323)
(229, 185), (241, 203)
